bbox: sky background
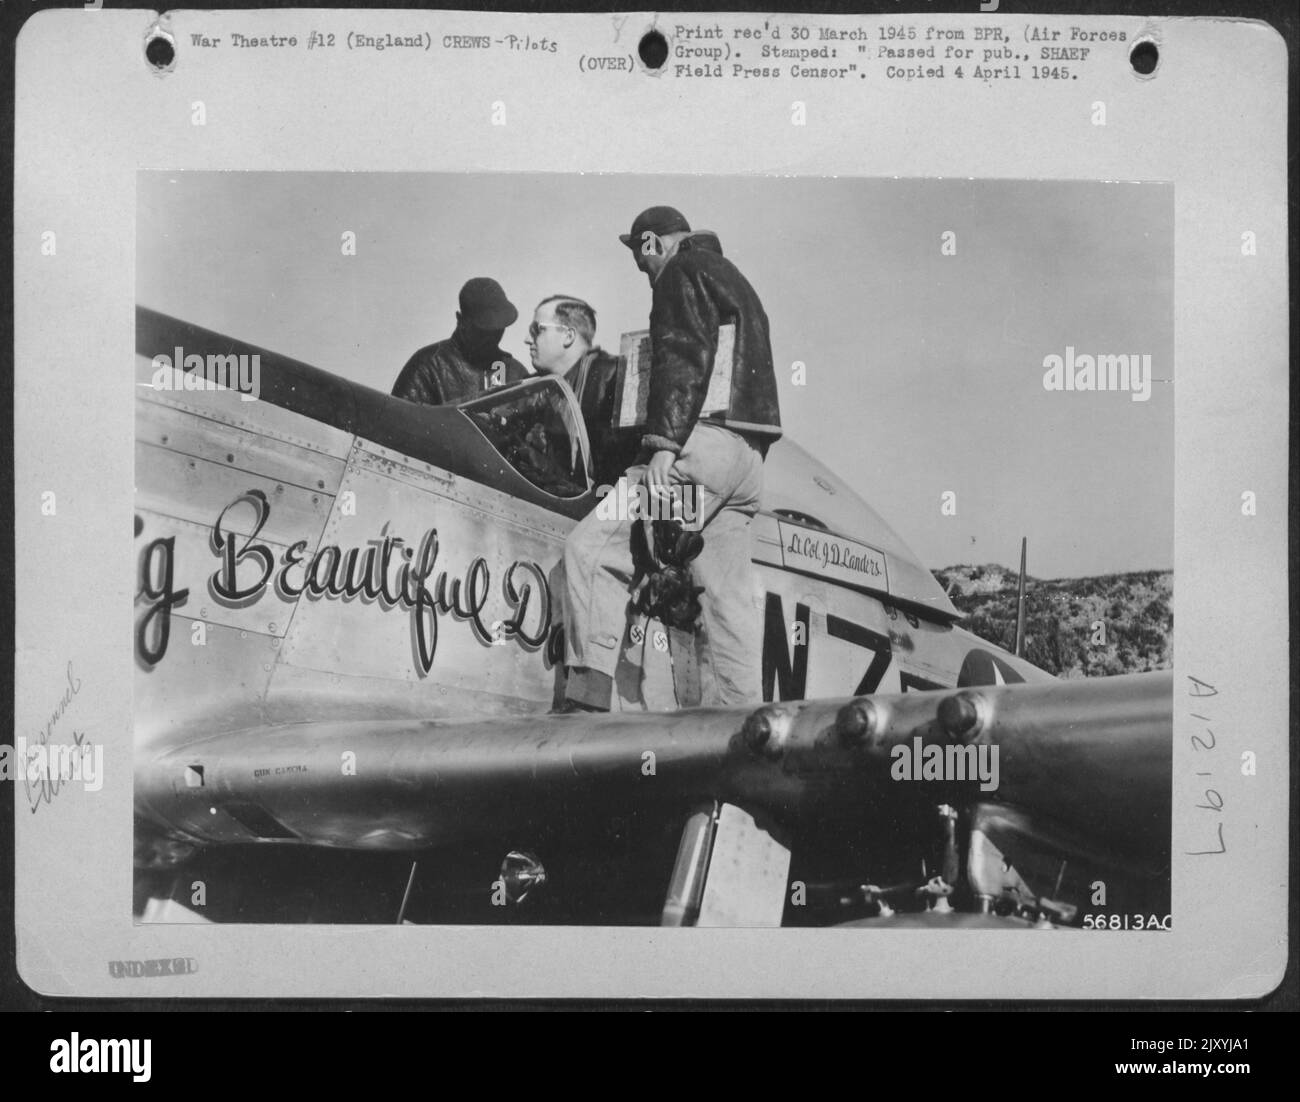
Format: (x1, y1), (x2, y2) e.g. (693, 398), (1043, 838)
(138, 172), (1173, 579)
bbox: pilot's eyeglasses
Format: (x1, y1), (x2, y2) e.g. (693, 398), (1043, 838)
(528, 322), (570, 340)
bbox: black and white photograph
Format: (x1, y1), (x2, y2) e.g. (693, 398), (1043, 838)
(132, 172), (1174, 927)
(8, 5), (1289, 1010)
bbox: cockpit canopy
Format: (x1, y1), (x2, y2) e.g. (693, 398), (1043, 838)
(457, 378), (591, 500)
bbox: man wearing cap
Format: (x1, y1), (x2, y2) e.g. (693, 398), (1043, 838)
(392, 277), (529, 406)
(560, 206), (782, 711)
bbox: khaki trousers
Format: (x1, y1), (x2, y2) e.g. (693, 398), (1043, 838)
(562, 422), (764, 707)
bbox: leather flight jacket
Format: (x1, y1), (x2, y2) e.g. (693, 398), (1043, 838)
(642, 232), (782, 456)
(392, 330), (528, 406)
(565, 347), (643, 486)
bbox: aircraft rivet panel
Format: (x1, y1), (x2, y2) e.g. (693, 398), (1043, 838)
(135, 355), (355, 461)
(135, 444), (335, 549)
(273, 462), (565, 701)
(135, 510), (317, 644)
(259, 664), (552, 727)
(136, 399), (349, 500)
(351, 440), (576, 543)
(133, 616), (280, 756)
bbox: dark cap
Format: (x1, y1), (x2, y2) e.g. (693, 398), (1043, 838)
(458, 277), (518, 330)
(619, 206), (692, 249)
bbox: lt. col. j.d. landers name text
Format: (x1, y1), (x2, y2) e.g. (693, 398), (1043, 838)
(777, 521), (888, 591)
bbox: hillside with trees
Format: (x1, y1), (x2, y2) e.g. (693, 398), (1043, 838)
(932, 564), (1173, 678)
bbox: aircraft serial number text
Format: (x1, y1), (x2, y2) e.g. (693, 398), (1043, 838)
(1081, 914), (1172, 930)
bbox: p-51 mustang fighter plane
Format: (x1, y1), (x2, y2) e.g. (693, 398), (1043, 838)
(133, 306), (1172, 927)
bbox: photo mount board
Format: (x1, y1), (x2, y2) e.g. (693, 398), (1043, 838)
(10, 8), (1289, 999)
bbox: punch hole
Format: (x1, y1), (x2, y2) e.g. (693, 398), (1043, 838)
(145, 26), (176, 73)
(1129, 39), (1159, 77)
(638, 29), (668, 71)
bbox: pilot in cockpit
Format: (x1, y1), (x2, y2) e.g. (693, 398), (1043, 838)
(524, 295), (641, 487)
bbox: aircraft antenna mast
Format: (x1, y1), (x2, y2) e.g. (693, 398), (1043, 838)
(1014, 537), (1028, 658)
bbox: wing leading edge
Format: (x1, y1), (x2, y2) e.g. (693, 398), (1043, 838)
(138, 671), (1172, 871)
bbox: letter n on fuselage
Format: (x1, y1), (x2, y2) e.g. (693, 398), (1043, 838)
(763, 594), (809, 701)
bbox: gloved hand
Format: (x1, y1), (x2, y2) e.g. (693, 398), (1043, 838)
(636, 520), (705, 630)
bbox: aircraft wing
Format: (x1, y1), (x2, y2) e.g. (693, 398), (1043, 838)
(138, 670), (1172, 875)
